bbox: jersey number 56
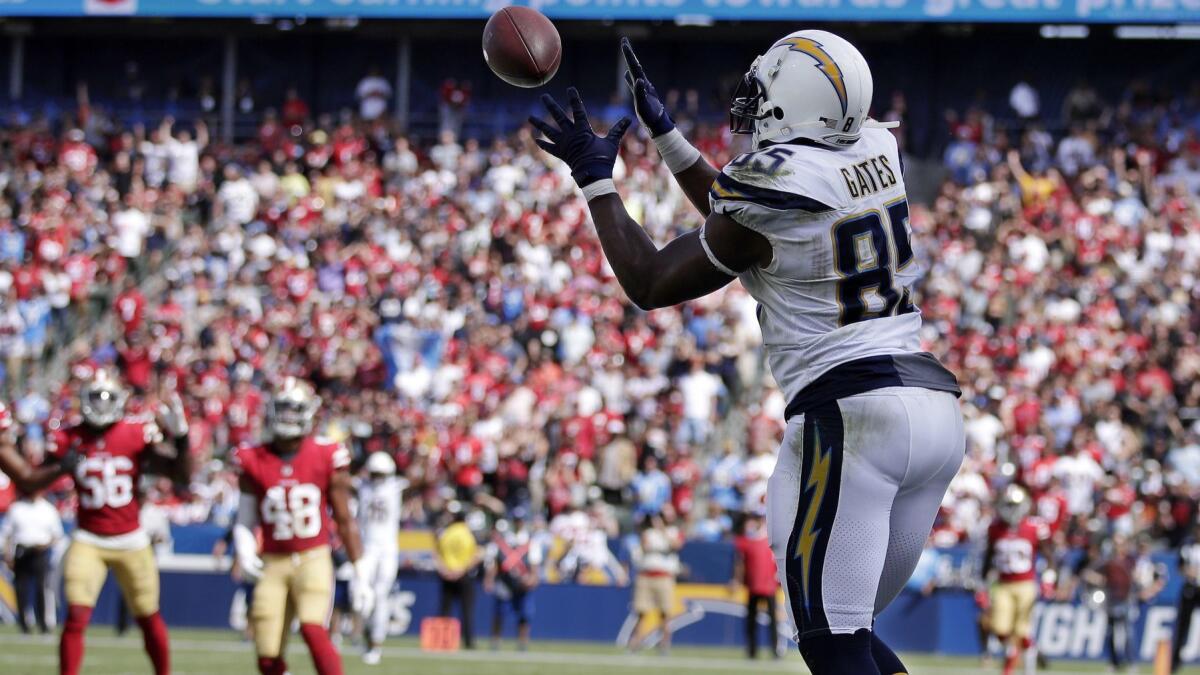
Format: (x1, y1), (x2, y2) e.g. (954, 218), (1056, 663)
(78, 456), (135, 509)
(832, 197), (915, 326)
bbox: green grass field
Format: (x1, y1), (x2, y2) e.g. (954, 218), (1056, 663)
(1, 627), (1197, 674)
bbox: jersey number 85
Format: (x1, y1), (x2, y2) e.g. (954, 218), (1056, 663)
(831, 197), (915, 326)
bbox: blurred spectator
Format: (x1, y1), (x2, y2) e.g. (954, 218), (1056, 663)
(163, 117), (207, 193)
(1009, 79), (1041, 123)
(356, 66), (393, 121)
(281, 86), (309, 128)
(693, 501), (733, 542)
(236, 78), (256, 115)
(631, 455), (670, 518)
(430, 130), (462, 172)
(1055, 124), (1096, 177)
(111, 193), (151, 280)
(438, 79), (471, 136)
(483, 516), (541, 651)
(627, 513), (681, 654)
(215, 164), (258, 226)
(666, 446), (699, 519)
(1088, 538), (1136, 668)
(731, 513), (780, 660)
(1062, 81), (1103, 124)
(436, 506), (480, 649)
(1, 488), (63, 634)
(596, 418), (636, 504)
(678, 357), (723, 445)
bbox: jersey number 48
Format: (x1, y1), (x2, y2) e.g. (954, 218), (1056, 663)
(262, 484), (322, 541)
(832, 197), (915, 326)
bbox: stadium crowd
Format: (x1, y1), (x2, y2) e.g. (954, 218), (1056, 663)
(0, 75), (1197, 586)
(928, 85), (1200, 557)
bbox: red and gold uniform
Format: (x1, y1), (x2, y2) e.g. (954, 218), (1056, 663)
(234, 437), (351, 662)
(52, 417), (163, 617)
(53, 411), (174, 675)
(986, 516), (1050, 640)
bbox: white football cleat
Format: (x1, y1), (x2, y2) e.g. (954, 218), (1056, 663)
(362, 648), (382, 665)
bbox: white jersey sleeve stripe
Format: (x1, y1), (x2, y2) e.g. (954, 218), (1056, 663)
(698, 222), (739, 277)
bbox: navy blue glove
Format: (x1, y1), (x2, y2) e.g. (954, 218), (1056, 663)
(58, 448), (81, 476)
(621, 38), (674, 138)
(529, 88), (632, 188)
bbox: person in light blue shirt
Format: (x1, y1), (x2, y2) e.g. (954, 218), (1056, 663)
(706, 443), (744, 513)
(631, 454), (671, 519)
(18, 298), (49, 358)
(0, 224), (24, 263)
(691, 502), (733, 543)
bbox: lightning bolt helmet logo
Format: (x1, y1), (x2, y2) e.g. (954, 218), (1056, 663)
(773, 36), (849, 118)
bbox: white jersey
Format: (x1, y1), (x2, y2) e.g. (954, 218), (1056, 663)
(357, 476), (403, 552)
(706, 127), (958, 413)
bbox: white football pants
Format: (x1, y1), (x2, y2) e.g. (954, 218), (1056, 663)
(360, 548), (400, 645)
(766, 386), (965, 641)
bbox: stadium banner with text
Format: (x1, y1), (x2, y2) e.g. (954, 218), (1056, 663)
(7, 557), (1200, 663)
(0, 0), (1197, 23)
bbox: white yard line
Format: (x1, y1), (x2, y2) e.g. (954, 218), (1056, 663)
(0, 632), (1121, 674)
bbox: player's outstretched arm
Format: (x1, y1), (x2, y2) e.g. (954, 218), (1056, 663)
(149, 392), (193, 488)
(329, 467), (363, 563)
(0, 446), (70, 494)
(0, 405), (70, 493)
(621, 38), (719, 216)
(531, 89), (770, 310)
(232, 479), (264, 582)
(587, 196), (766, 309)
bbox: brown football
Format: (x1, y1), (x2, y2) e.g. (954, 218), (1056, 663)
(482, 6), (561, 88)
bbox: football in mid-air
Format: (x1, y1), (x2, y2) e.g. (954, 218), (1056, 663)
(482, 6), (561, 88)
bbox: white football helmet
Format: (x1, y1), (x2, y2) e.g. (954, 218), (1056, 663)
(365, 451), (396, 477)
(730, 29), (896, 149)
(266, 377), (321, 440)
(80, 370), (128, 428)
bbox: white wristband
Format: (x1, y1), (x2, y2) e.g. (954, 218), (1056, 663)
(581, 179), (617, 202)
(653, 128), (703, 174)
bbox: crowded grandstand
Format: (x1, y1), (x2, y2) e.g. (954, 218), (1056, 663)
(0, 6), (1199, 675)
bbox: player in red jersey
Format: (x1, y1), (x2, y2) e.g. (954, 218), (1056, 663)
(982, 485), (1053, 675)
(51, 371), (191, 675)
(232, 377), (372, 675)
(0, 399), (73, 492)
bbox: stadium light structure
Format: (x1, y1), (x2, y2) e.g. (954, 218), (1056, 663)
(1039, 25), (1090, 39)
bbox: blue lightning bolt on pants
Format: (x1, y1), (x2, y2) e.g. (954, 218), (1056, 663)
(766, 386), (964, 671)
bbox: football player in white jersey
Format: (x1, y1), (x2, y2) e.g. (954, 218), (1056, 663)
(356, 452), (404, 665)
(530, 30), (965, 675)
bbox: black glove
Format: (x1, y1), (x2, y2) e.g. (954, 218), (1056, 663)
(58, 449), (82, 476)
(529, 88), (631, 188)
(621, 38), (674, 138)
